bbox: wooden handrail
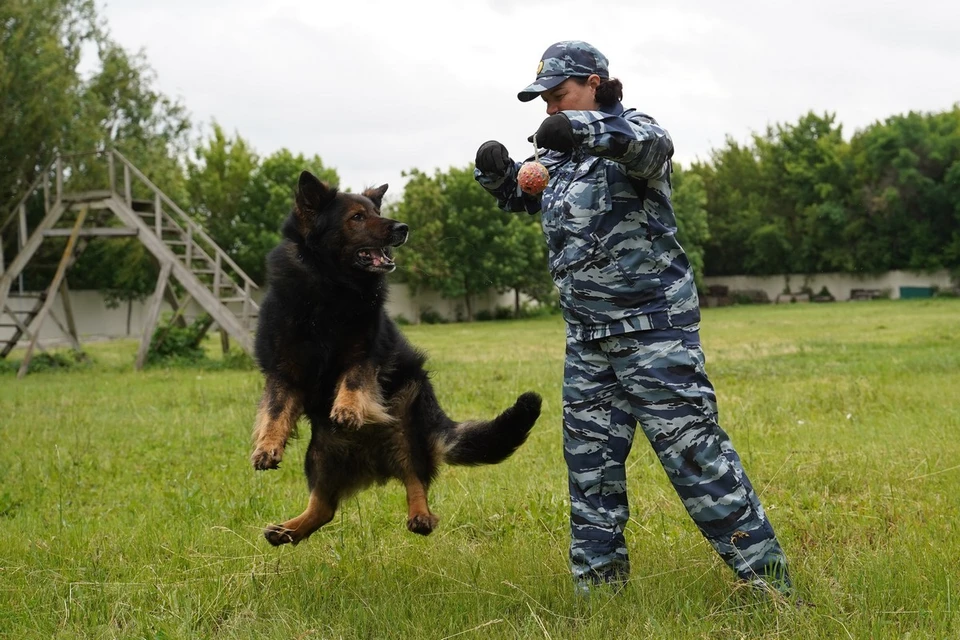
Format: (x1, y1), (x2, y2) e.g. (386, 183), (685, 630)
(0, 157), (58, 234)
(111, 150), (259, 291)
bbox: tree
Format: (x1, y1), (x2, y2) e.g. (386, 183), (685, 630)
(185, 129), (339, 284)
(232, 148), (338, 284)
(693, 113), (854, 281)
(690, 138), (767, 276)
(754, 112), (852, 275)
(671, 164), (710, 291)
(64, 40), (193, 303)
(390, 165), (551, 320)
(847, 106), (960, 274)
(0, 0), (96, 211)
(1, 3), (193, 302)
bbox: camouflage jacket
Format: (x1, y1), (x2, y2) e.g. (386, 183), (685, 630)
(475, 102), (700, 341)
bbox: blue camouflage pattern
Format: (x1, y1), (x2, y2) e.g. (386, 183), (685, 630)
(518, 40), (609, 102)
(563, 325), (791, 591)
(475, 102), (701, 342)
(475, 100), (790, 594)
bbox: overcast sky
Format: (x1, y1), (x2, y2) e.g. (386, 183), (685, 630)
(93, 0), (960, 201)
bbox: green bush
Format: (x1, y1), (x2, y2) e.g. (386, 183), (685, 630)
(0, 350), (91, 375)
(494, 305), (514, 320)
(419, 308), (448, 325)
(146, 315), (211, 365)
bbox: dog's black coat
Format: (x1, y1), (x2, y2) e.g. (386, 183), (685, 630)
(251, 171), (541, 545)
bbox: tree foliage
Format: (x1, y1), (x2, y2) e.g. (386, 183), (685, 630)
(692, 107), (960, 283)
(3, 0), (958, 311)
(389, 165), (552, 320)
(185, 125), (338, 284)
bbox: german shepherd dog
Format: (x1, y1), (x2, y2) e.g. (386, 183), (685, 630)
(251, 171), (542, 546)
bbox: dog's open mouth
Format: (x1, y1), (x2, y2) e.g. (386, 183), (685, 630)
(356, 247), (395, 273)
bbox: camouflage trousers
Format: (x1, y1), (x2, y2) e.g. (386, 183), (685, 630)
(563, 324), (790, 591)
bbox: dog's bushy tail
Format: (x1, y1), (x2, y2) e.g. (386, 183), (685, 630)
(441, 392), (542, 466)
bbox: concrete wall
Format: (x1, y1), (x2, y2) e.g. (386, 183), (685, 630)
(6, 269), (950, 348)
(0, 284), (532, 347)
(386, 283), (530, 323)
(702, 269), (955, 303)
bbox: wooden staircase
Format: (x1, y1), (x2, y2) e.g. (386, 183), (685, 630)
(0, 150), (260, 373)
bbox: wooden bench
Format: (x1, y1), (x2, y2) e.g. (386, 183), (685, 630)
(849, 288), (883, 301)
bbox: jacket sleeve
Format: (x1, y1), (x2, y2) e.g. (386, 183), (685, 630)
(474, 162), (542, 214)
(563, 110), (674, 180)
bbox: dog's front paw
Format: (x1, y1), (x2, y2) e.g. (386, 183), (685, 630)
(407, 513), (439, 536)
(330, 402), (365, 430)
(251, 445), (283, 470)
(264, 524), (297, 546)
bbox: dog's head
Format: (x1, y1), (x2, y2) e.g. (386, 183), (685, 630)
(291, 171), (408, 274)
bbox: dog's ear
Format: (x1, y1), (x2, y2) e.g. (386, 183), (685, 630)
(296, 171), (337, 218)
(362, 184), (388, 209)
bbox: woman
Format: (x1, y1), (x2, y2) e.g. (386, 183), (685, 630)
(474, 40), (792, 595)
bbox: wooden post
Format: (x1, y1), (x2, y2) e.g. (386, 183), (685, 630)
(212, 252), (222, 296)
(154, 193), (162, 237)
(17, 207), (87, 378)
(43, 172), (50, 215)
(135, 260), (173, 371)
(123, 164), (132, 208)
(219, 328), (230, 354)
(162, 285), (189, 328)
(46, 310), (79, 351)
(0, 200), (67, 315)
(184, 227), (193, 268)
(107, 151), (116, 195)
(2, 303), (48, 357)
(18, 203), (27, 249)
(241, 281), (251, 329)
(55, 157), (63, 203)
(58, 279), (82, 352)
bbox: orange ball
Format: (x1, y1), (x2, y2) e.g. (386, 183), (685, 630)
(518, 161), (550, 195)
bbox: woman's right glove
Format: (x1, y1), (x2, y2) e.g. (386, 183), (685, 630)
(475, 141), (511, 176)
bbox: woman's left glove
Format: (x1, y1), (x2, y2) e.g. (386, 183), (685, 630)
(529, 114), (575, 152)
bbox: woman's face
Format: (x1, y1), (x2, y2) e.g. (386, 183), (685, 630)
(540, 75), (601, 115)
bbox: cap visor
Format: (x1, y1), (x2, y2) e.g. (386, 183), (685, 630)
(517, 75), (567, 102)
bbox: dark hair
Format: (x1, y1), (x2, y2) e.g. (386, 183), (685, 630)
(570, 76), (623, 108)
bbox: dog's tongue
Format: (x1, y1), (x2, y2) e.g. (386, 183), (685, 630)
(370, 249), (388, 267)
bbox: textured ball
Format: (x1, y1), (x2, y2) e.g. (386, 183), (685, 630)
(517, 161), (550, 195)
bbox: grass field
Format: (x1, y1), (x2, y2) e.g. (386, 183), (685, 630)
(1, 299), (959, 639)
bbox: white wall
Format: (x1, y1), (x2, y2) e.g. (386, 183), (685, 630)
(387, 283), (530, 323)
(702, 269), (954, 302)
(0, 284), (532, 348)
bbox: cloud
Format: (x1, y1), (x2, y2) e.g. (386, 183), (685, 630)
(93, 0), (960, 196)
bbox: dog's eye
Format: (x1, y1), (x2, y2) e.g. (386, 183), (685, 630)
(351, 213), (364, 221)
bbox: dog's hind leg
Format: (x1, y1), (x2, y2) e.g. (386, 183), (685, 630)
(251, 377), (303, 470)
(330, 361), (395, 429)
(264, 490), (336, 546)
(403, 474), (439, 535)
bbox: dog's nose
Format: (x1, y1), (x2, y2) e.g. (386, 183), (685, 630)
(392, 222), (409, 244)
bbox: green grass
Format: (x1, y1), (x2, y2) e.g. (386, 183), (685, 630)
(1, 299), (959, 639)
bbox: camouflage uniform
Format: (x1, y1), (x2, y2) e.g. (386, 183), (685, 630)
(475, 41), (791, 593)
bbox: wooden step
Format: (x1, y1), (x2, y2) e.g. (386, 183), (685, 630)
(61, 190), (112, 203)
(43, 227), (138, 238)
(131, 202), (154, 213)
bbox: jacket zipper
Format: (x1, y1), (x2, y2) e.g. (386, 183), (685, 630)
(590, 233), (636, 285)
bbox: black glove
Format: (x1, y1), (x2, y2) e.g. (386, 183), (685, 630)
(528, 114), (575, 152)
(475, 140), (511, 175)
